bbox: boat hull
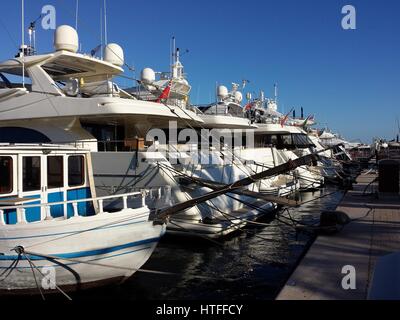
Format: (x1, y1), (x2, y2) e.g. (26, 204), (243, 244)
(0, 208), (165, 294)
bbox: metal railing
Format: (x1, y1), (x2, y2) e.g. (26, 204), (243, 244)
(0, 191), (147, 226)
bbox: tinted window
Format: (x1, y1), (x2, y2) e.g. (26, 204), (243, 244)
(47, 156), (64, 189)
(265, 135), (278, 146)
(0, 127), (50, 143)
(281, 134), (292, 146)
(68, 156), (85, 187)
(292, 134), (313, 148)
(0, 157), (13, 194)
(23, 156), (41, 192)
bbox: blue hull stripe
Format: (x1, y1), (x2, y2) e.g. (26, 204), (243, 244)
(0, 219), (149, 241)
(0, 245), (153, 270)
(0, 236), (160, 261)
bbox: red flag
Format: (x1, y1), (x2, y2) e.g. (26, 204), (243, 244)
(244, 102), (252, 110)
(280, 108), (294, 127)
(156, 80), (172, 103)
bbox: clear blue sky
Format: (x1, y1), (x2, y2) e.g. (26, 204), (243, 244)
(0, 0), (399, 143)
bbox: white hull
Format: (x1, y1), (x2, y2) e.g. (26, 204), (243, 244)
(168, 201), (275, 238)
(0, 208), (165, 293)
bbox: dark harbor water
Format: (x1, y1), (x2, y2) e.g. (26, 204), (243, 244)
(72, 186), (344, 301)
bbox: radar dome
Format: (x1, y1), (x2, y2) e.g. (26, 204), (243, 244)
(141, 68), (156, 84)
(217, 85), (228, 99)
(104, 43), (124, 67)
(234, 91), (243, 103)
(54, 25), (79, 53)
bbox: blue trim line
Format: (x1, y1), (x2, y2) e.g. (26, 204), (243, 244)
(0, 246), (153, 270)
(0, 236), (160, 261)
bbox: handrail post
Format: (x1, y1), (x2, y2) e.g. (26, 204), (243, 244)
(158, 187), (162, 199)
(72, 202), (79, 217)
(98, 199), (104, 214)
(45, 205), (52, 220)
(122, 196), (128, 209)
(0, 210), (5, 225)
(17, 207), (27, 224)
(141, 189), (146, 207)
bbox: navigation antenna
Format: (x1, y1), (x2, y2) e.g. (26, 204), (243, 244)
(21, 0), (25, 88)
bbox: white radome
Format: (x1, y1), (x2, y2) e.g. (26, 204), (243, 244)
(104, 43), (124, 67)
(234, 91), (243, 103)
(217, 85), (229, 99)
(54, 25), (79, 53)
(141, 68), (156, 83)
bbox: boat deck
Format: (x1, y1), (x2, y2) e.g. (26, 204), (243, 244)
(276, 170), (400, 300)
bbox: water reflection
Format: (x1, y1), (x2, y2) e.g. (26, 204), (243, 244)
(74, 186), (343, 300)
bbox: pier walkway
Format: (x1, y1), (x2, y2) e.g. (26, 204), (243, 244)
(277, 171), (400, 300)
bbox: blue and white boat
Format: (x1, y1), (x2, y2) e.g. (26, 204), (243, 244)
(0, 144), (165, 294)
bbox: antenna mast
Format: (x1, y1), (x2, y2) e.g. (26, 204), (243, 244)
(274, 83), (278, 104)
(100, 7), (103, 59)
(21, 0), (25, 88)
(75, 0), (79, 31)
(103, 0), (108, 45)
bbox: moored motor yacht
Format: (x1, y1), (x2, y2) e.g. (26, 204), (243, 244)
(0, 143), (165, 294)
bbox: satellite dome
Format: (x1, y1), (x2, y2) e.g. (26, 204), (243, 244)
(217, 85), (228, 99)
(54, 25), (79, 53)
(104, 43), (124, 67)
(141, 68), (156, 83)
(234, 91), (243, 103)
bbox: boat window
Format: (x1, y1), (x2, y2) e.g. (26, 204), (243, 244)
(292, 134), (306, 147)
(47, 156), (64, 189)
(23, 157), (41, 192)
(68, 156), (85, 187)
(281, 134), (292, 146)
(0, 157), (13, 194)
(265, 135), (278, 146)
(0, 127), (50, 143)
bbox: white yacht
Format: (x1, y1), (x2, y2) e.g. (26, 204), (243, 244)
(239, 93), (324, 190)
(128, 53), (278, 236)
(0, 144), (164, 293)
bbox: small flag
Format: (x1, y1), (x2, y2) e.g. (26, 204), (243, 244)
(156, 80), (173, 103)
(280, 108), (294, 127)
(244, 102), (252, 111)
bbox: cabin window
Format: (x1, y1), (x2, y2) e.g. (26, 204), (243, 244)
(47, 156), (64, 189)
(265, 135), (278, 147)
(0, 157), (13, 194)
(23, 156), (41, 192)
(68, 156), (85, 187)
(281, 134), (293, 146)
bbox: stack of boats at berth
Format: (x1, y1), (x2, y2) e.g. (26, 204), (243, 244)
(0, 25), (352, 294)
